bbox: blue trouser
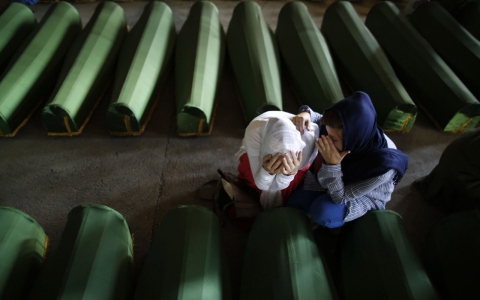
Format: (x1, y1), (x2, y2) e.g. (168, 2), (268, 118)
(288, 182), (346, 228)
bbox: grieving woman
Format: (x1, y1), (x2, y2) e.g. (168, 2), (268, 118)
(236, 111), (319, 210)
(289, 91), (409, 228)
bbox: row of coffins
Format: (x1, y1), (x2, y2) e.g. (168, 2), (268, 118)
(1, 1), (480, 138)
(0, 205), (227, 299)
(2, 204), (479, 299)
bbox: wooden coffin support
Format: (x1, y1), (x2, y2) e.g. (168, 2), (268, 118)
(1, 0), (480, 137)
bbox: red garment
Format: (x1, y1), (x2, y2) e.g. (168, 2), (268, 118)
(237, 153), (309, 206)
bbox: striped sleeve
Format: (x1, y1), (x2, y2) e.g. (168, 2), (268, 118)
(318, 164), (396, 205)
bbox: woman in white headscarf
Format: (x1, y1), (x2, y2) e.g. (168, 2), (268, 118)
(235, 111), (319, 210)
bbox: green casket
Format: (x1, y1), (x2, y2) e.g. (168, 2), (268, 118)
(321, 1), (417, 132)
(340, 210), (439, 300)
(227, 1), (282, 123)
(28, 204), (134, 300)
(276, 1), (343, 113)
(0, 1), (81, 137)
(42, 1), (127, 136)
(424, 209), (480, 299)
(176, 1), (225, 136)
(409, 2), (480, 102)
(413, 128), (480, 213)
(240, 208), (338, 300)
(0, 207), (48, 300)
(366, 1), (480, 132)
(0, 3), (36, 72)
(107, 1), (175, 136)
(456, 1), (480, 41)
(134, 205), (231, 300)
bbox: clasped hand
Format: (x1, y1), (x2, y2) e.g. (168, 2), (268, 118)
(262, 150), (302, 176)
(316, 135), (350, 165)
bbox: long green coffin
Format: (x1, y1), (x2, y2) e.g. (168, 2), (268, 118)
(341, 210), (439, 300)
(107, 1), (175, 136)
(321, 1), (417, 132)
(227, 1), (282, 123)
(176, 1), (225, 136)
(366, 2), (480, 132)
(276, 1), (343, 112)
(42, 1), (127, 136)
(456, 1), (480, 41)
(0, 207), (47, 300)
(0, 3), (36, 72)
(0, 1), (81, 137)
(424, 209), (480, 299)
(409, 2), (480, 102)
(413, 128), (480, 212)
(28, 204), (134, 300)
(240, 208), (338, 300)
(134, 205), (231, 300)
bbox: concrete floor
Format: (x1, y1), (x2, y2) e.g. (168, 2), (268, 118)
(0, 0), (463, 298)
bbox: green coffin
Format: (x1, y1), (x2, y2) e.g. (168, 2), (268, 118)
(176, 1), (225, 136)
(107, 1), (175, 136)
(366, 2), (480, 132)
(410, 2), (480, 103)
(134, 205), (231, 300)
(227, 1), (282, 123)
(42, 1), (127, 136)
(240, 208), (338, 300)
(413, 128), (480, 212)
(0, 3), (36, 72)
(276, 1), (343, 112)
(0, 1), (81, 137)
(341, 210), (439, 300)
(0, 207), (47, 300)
(321, 1), (417, 132)
(28, 204), (134, 300)
(424, 209), (480, 299)
(456, 1), (480, 41)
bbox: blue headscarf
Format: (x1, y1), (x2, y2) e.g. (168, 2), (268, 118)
(321, 91), (408, 185)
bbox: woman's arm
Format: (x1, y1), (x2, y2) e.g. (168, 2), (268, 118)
(318, 165), (396, 204)
(299, 105), (322, 123)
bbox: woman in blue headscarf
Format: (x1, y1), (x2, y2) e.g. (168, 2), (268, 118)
(288, 91), (409, 228)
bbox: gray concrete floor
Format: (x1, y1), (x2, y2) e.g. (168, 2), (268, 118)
(0, 0), (463, 298)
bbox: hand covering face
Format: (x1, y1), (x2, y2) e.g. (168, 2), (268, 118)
(322, 91), (409, 185)
(260, 116), (318, 172)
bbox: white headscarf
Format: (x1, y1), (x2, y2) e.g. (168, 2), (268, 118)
(260, 117), (318, 171)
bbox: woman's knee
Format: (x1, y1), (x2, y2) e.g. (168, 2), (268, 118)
(310, 194), (346, 228)
(287, 183), (324, 212)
